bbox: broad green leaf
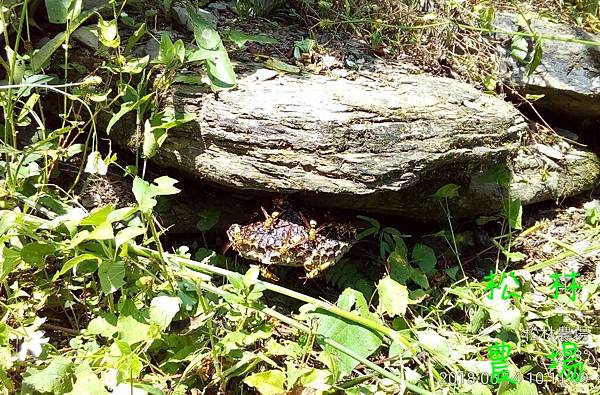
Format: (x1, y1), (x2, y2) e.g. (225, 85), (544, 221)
(433, 183), (460, 200)
(196, 208), (220, 231)
(153, 176), (181, 196)
(98, 17), (120, 48)
(149, 295), (181, 330)
(205, 55), (237, 90)
(21, 357), (73, 394)
(116, 350), (144, 382)
(86, 314), (118, 338)
(503, 198), (522, 230)
(89, 221), (114, 240)
(64, 362), (108, 395)
(20, 242), (55, 266)
(106, 206), (137, 223)
(45, 0), (74, 24)
(313, 291), (382, 377)
(511, 35), (529, 63)
(117, 315), (151, 345)
(120, 55), (150, 74)
(243, 370), (286, 395)
(132, 177), (156, 213)
(416, 329), (451, 357)
(412, 244), (437, 275)
(54, 254), (101, 280)
(228, 30), (277, 47)
(503, 250), (526, 262)
(377, 276), (408, 317)
(388, 250), (412, 284)
(115, 227), (146, 249)
(411, 270), (430, 289)
(98, 260), (125, 294)
(0, 247), (22, 282)
(188, 4), (236, 90)
(298, 368), (332, 391)
(106, 101), (136, 135)
(445, 266), (460, 280)
(80, 205), (115, 226)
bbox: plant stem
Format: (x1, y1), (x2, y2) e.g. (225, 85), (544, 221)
(198, 282), (435, 395)
(129, 244), (413, 350)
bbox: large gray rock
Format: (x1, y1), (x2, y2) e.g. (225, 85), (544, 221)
(495, 12), (600, 120)
(110, 63), (600, 221)
(114, 65), (530, 220)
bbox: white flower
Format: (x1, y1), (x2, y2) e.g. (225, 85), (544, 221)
(84, 151), (108, 175)
(19, 330), (49, 361)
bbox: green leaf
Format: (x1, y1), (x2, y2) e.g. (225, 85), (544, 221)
(377, 276), (408, 317)
(80, 205), (115, 226)
(312, 291), (382, 377)
(416, 329), (451, 357)
(117, 315), (151, 345)
(86, 314), (118, 338)
(115, 227), (146, 249)
(45, 0), (74, 24)
(298, 368), (332, 391)
(132, 177), (155, 213)
(388, 250), (412, 284)
(511, 35), (529, 63)
(125, 23), (147, 55)
(152, 176), (181, 196)
(98, 16), (120, 48)
(432, 183), (460, 200)
(149, 295), (181, 330)
(196, 208), (220, 231)
(445, 266), (460, 280)
(106, 101), (136, 135)
(54, 254), (101, 280)
(64, 362), (108, 395)
(20, 242), (55, 266)
(98, 260), (126, 294)
(503, 250), (526, 262)
(412, 244), (437, 275)
(142, 119), (159, 159)
(187, 4), (236, 90)
(503, 198), (522, 230)
(0, 247), (22, 282)
(527, 37), (543, 76)
(244, 370), (287, 395)
(228, 30), (277, 47)
(115, 343), (144, 382)
(89, 221), (114, 240)
(411, 270), (430, 289)
(21, 356), (74, 394)
(107, 206), (138, 223)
